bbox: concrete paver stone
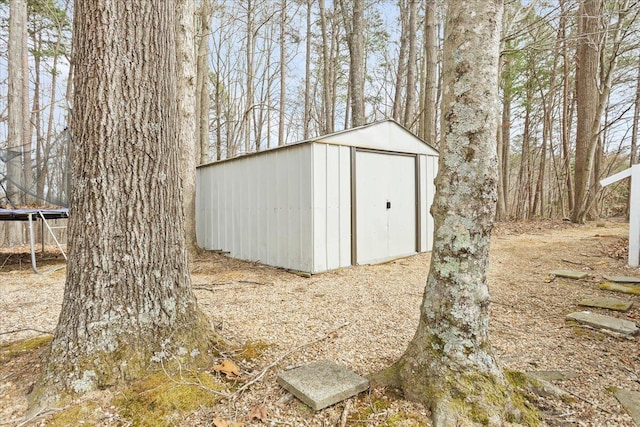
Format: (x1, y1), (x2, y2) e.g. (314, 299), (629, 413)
(277, 360), (369, 410)
(599, 282), (640, 295)
(550, 270), (588, 279)
(578, 297), (633, 312)
(566, 311), (639, 336)
(603, 275), (640, 284)
(613, 389), (640, 425)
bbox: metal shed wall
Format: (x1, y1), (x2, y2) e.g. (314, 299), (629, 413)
(311, 143), (352, 273)
(420, 154), (439, 252)
(196, 120), (439, 274)
(196, 144), (314, 272)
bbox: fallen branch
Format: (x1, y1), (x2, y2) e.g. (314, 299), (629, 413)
(234, 322), (350, 396)
(339, 399), (352, 427)
(0, 328), (53, 336)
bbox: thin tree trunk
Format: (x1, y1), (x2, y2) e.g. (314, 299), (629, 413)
(176, 0), (199, 253)
(572, 0), (601, 223)
(303, 0), (312, 139)
(419, 0), (437, 145)
(403, 0), (418, 128)
(278, 0), (287, 144)
(339, 0), (365, 127)
(196, 0), (212, 163)
(6, 0), (28, 244)
(319, 0), (333, 134)
(392, 0), (408, 122)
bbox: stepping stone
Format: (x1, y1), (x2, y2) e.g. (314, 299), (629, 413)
(603, 275), (640, 284)
(277, 360), (369, 410)
(566, 311), (639, 335)
(579, 297), (633, 312)
(528, 371), (578, 382)
(550, 270), (588, 279)
(599, 282), (640, 296)
(613, 389), (640, 425)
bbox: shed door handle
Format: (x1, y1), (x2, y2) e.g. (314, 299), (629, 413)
(386, 201), (391, 209)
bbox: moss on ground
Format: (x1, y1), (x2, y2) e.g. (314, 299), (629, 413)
(234, 339), (273, 361)
(114, 371), (225, 427)
(346, 391), (427, 426)
(46, 402), (101, 427)
(0, 335), (52, 362)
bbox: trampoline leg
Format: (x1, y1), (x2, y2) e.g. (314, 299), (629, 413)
(28, 213), (42, 274)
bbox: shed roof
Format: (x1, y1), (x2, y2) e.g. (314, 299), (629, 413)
(198, 119), (438, 169)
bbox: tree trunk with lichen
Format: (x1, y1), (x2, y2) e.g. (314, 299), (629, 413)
(33, 0), (213, 406)
(372, 1), (530, 425)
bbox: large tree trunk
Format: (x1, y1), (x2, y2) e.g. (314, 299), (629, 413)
(572, 0), (601, 223)
(34, 0), (212, 404)
(372, 1), (527, 424)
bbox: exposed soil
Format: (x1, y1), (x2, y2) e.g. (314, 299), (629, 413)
(1, 219), (639, 426)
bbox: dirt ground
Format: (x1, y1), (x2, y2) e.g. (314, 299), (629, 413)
(0, 219), (639, 426)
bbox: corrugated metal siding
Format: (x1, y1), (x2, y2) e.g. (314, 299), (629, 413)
(312, 143), (352, 273)
(420, 154), (438, 251)
(196, 144), (314, 272)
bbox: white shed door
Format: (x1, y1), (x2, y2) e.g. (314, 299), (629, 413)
(355, 151), (416, 264)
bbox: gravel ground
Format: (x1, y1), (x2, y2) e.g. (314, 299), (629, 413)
(1, 219), (639, 426)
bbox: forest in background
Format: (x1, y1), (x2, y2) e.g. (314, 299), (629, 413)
(0, 0), (639, 223)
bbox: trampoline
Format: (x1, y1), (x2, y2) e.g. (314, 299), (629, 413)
(0, 208), (69, 273)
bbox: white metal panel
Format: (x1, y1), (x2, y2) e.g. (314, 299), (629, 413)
(356, 151), (416, 264)
(423, 156), (438, 251)
(312, 144), (328, 272)
(338, 146), (352, 267)
(195, 144), (313, 272)
(319, 120), (438, 156)
(311, 143), (352, 273)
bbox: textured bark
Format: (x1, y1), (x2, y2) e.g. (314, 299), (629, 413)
(303, 0), (312, 139)
(340, 0), (365, 127)
(6, 0), (27, 244)
(392, 0), (408, 123)
(176, 0), (199, 254)
(374, 1), (526, 425)
(35, 0), (212, 404)
(419, 0), (438, 145)
(318, 0), (334, 134)
(196, 0), (212, 162)
(572, 0), (601, 223)
(278, 0), (287, 144)
(559, 0), (574, 215)
(403, 0), (418, 128)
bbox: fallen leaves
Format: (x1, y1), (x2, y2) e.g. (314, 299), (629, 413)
(212, 359), (240, 378)
(246, 404), (268, 422)
(211, 405), (267, 427)
(213, 417), (244, 427)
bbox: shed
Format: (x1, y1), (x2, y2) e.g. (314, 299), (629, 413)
(196, 119), (439, 274)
